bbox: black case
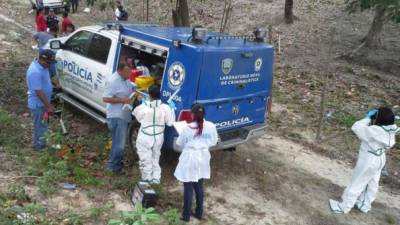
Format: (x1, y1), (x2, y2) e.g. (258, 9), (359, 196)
(131, 181), (157, 208)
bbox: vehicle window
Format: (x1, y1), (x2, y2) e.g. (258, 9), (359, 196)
(64, 31), (92, 56)
(87, 34), (112, 64)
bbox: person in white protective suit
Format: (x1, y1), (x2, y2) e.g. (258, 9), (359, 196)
(132, 85), (175, 184)
(329, 107), (398, 214)
(174, 104), (218, 222)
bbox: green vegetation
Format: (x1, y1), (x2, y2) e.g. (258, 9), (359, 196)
(0, 109), (25, 150)
(346, 0), (400, 23)
(384, 213), (397, 225)
(36, 160), (70, 195)
(108, 204), (161, 225)
(0, 189), (50, 225)
(346, 0), (400, 47)
(331, 112), (359, 129)
(6, 183), (31, 203)
(89, 203), (114, 221)
(0, 50), (28, 113)
(163, 208), (183, 225)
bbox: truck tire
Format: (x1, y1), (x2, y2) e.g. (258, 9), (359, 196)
(128, 120), (140, 161)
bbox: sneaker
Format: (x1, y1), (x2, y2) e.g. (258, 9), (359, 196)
(192, 212), (202, 220)
(180, 217), (190, 222)
(355, 200), (369, 213)
(329, 199), (346, 214)
(381, 169), (389, 177)
(33, 145), (45, 151)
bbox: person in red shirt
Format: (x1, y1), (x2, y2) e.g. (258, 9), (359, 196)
(36, 8), (47, 32)
(61, 12), (73, 34)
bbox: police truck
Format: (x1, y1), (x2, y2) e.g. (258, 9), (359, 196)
(49, 23), (274, 152)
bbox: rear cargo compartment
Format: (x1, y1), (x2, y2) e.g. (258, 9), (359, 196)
(196, 44), (274, 131)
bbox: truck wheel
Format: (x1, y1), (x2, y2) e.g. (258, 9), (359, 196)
(128, 120), (140, 161)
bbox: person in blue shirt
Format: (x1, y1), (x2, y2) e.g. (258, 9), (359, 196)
(103, 63), (135, 173)
(26, 49), (56, 150)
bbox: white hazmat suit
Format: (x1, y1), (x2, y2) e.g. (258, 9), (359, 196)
(174, 120), (218, 182)
(329, 118), (398, 213)
(133, 100), (175, 183)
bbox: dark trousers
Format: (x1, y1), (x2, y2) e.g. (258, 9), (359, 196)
(86, 0), (95, 6)
(71, 0), (79, 12)
(182, 179), (204, 220)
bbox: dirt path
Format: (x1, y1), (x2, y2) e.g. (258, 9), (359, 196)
(257, 136), (400, 209)
(0, 13), (33, 34)
(199, 135), (400, 225)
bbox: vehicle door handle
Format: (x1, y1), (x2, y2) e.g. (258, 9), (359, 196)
(241, 52), (253, 58)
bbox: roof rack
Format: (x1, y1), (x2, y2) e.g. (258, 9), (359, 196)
(100, 21), (159, 31)
(206, 35), (255, 45)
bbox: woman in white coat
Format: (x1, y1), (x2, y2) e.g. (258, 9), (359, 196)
(329, 107), (398, 214)
(174, 104), (218, 222)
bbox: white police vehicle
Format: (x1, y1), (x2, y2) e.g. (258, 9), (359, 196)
(31, 0), (70, 13)
(49, 23), (274, 152)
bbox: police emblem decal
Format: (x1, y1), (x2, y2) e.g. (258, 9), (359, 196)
(255, 58), (262, 72)
(222, 58), (233, 75)
(168, 62), (185, 89)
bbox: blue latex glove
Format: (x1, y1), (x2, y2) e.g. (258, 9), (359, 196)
(142, 93), (149, 103)
(367, 109), (378, 119)
(167, 100), (176, 110)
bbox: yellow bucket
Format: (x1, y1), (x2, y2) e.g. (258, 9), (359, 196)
(135, 76), (155, 91)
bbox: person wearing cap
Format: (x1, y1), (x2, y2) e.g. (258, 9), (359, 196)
(26, 49), (56, 151)
(46, 9), (59, 31)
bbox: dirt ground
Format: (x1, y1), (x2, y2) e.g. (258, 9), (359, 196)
(0, 0), (399, 225)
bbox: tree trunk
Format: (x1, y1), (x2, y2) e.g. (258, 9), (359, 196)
(172, 9), (182, 26)
(178, 0), (190, 27)
(220, 0), (232, 33)
(171, 0), (190, 27)
(146, 0), (149, 21)
(284, 0), (294, 24)
(363, 6), (386, 47)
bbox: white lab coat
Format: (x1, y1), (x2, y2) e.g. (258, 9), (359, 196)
(133, 100), (175, 181)
(330, 118), (398, 213)
(114, 8), (121, 20)
(174, 120), (218, 183)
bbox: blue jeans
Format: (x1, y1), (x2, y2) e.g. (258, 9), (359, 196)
(30, 107), (48, 150)
(107, 118), (129, 172)
(182, 179), (204, 220)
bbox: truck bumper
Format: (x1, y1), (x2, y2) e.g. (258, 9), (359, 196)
(172, 123), (267, 152)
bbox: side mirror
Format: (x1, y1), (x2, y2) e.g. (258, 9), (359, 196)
(50, 40), (62, 50)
